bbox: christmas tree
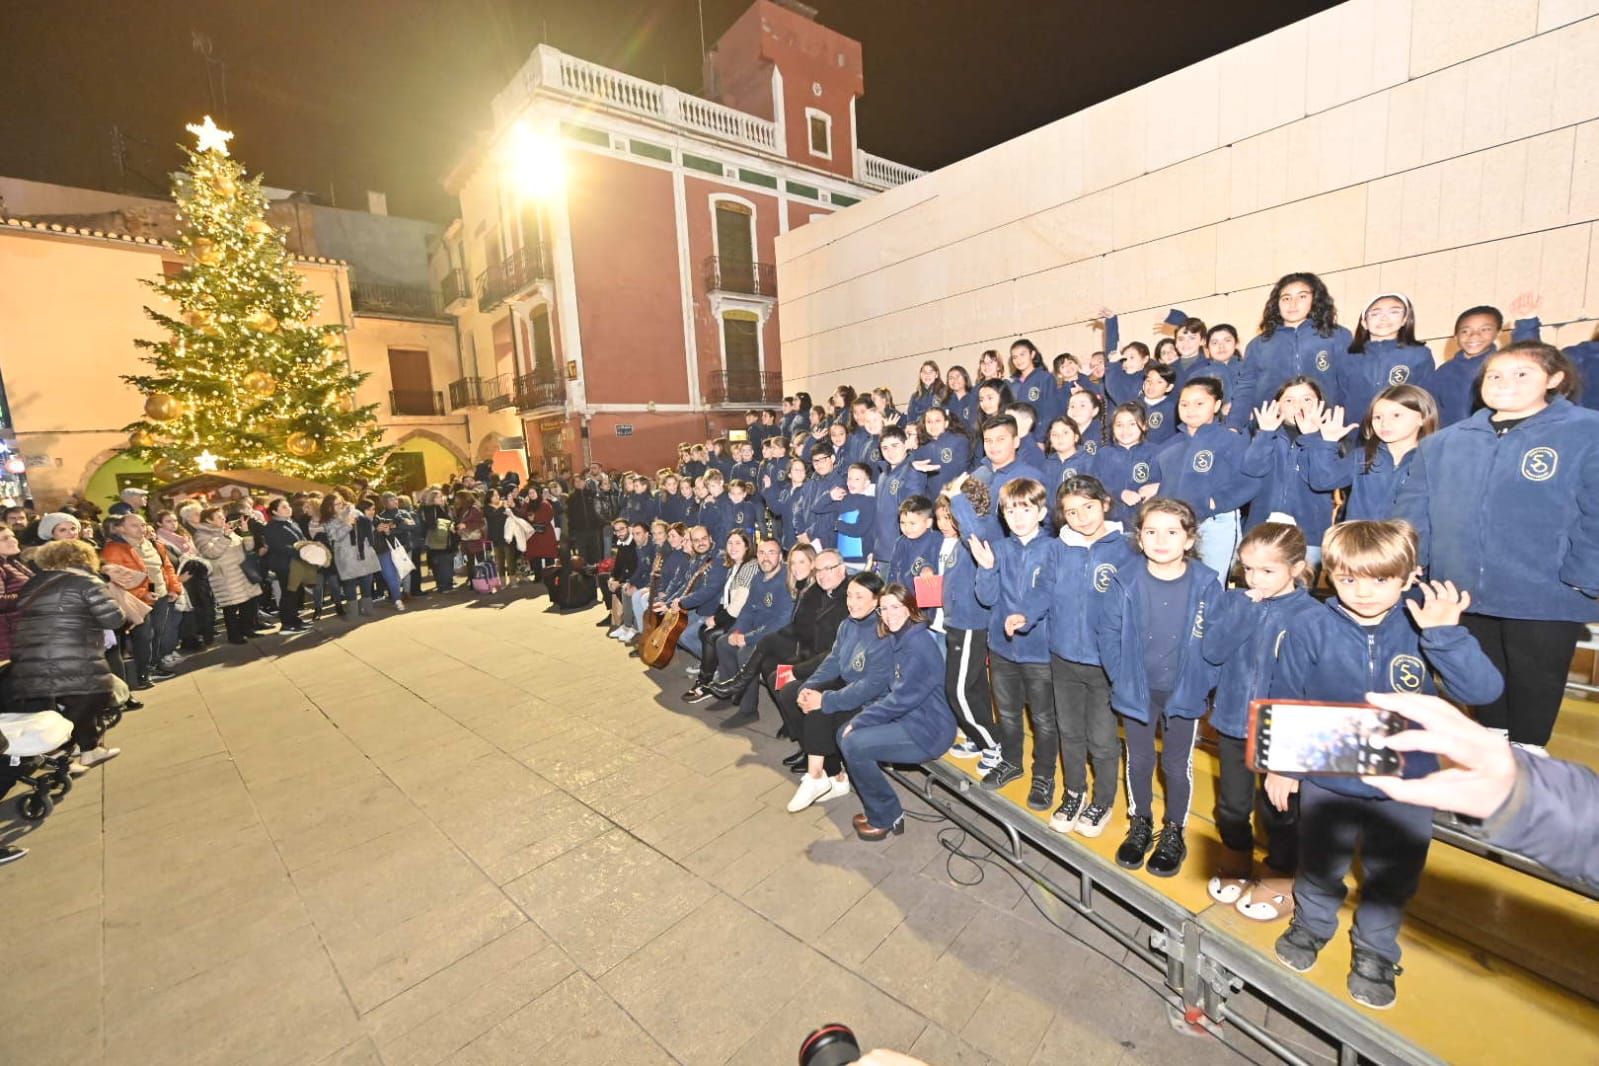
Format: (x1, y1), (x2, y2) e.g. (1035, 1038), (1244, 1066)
(123, 116), (388, 484)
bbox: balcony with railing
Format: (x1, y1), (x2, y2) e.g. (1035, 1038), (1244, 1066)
(705, 368), (781, 407)
(704, 256), (776, 298)
(389, 389), (446, 417)
(352, 282), (448, 321)
(447, 376), (497, 410)
(856, 151), (925, 191)
(440, 268), (471, 312)
(477, 243), (552, 312)
(513, 372), (565, 413)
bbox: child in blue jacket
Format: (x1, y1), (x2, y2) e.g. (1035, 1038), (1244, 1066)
(935, 480), (997, 767)
(1336, 293), (1436, 422)
(1394, 342), (1599, 752)
(1151, 377), (1259, 577)
(1422, 305), (1539, 426)
(1200, 521), (1320, 922)
(1066, 389), (1106, 455)
(1268, 519), (1501, 1009)
(1046, 476), (1136, 839)
(829, 463), (877, 571)
(1096, 497), (1221, 880)
(873, 495), (939, 589)
(1232, 272), (1352, 422)
(1137, 364), (1180, 446)
(1095, 404), (1159, 526)
(1041, 417), (1097, 496)
(1242, 377), (1336, 558)
(911, 406), (970, 495)
(872, 427), (927, 553)
(1299, 384), (1435, 522)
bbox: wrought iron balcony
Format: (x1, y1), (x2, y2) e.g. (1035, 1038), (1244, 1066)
(705, 369), (781, 407)
(704, 256), (776, 298)
(441, 268), (471, 312)
(513, 372), (565, 413)
(485, 375), (516, 411)
(389, 389), (445, 416)
(477, 243), (553, 312)
(447, 376), (496, 410)
(352, 282), (448, 321)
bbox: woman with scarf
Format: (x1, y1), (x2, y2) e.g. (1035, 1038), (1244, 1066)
(322, 494), (382, 617)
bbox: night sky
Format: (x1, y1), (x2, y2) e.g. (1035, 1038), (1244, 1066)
(0, 0), (1339, 222)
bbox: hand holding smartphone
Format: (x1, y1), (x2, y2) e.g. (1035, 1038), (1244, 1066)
(1246, 700), (1406, 777)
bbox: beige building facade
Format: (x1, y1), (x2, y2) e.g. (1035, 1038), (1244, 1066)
(775, 0), (1599, 392)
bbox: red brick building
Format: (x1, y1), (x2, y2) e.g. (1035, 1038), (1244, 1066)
(437, 0), (920, 475)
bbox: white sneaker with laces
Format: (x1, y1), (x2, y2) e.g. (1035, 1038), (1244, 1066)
(949, 740), (983, 759)
(79, 746), (121, 768)
(786, 774), (835, 812)
(67, 761), (90, 777)
(818, 775), (850, 802)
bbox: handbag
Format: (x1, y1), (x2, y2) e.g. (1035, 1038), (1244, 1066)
(391, 544), (416, 583)
(425, 518), (451, 551)
(913, 573), (944, 609)
(241, 553), (264, 584)
(107, 583), (153, 626)
(470, 556), (501, 594)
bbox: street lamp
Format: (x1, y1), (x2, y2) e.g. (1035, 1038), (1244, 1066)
(503, 122), (565, 201)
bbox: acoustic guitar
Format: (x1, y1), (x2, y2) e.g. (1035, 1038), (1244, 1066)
(640, 555), (717, 670)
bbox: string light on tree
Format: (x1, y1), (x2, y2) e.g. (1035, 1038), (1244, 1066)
(195, 450), (220, 472)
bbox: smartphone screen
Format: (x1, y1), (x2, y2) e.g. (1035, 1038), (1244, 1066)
(1249, 700), (1406, 776)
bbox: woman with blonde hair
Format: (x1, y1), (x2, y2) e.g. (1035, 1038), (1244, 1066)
(193, 506), (259, 644)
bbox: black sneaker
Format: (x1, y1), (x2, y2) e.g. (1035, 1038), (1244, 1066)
(1144, 823), (1187, 878)
(1025, 777), (1053, 811)
(148, 670), (177, 682)
(682, 687), (714, 704)
(979, 760), (1023, 791)
(0, 845), (26, 866)
(1114, 816), (1155, 869)
(1347, 948), (1400, 1009)
(1274, 919), (1329, 973)
(121, 698), (145, 712)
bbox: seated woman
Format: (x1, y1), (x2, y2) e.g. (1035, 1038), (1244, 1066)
(680, 528), (754, 702)
(697, 541), (814, 711)
(5, 538), (127, 772)
(784, 572), (892, 813)
(839, 584), (959, 840)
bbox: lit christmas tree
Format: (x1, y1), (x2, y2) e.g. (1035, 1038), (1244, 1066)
(123, 116), (388, 484)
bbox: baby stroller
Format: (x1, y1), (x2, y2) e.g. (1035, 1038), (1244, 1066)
(0, 708), (75, 823)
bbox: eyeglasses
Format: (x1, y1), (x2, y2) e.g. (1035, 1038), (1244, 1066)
(814, 562), (843, 572)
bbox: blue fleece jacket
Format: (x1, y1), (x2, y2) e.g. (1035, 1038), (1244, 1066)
(674, 554), (726, 616)
(1096, 558), (1221, 723)
(1104, 360), (1145, 407)
(1269, 600), (1503, 799)
(653, 547), (690, 604)
(659, 493), (694, 525)
(874, 527), (940, 588)
(621, 491), (659, 526)
(935, 532), (991, 632)
(841, 428), (883, 473)
(1241, 429), (1335, 543)
(730, 460), (759, 485)
(805, 614), (893, 714)
(627, 540), (659, 586)
(1042, 450), (1097, 496)
(1178, 358), (1241, 402)
(1013, 367), (1061, 427)
(1201, 587), (1321, 738)
(831, 493), (876, 565)
(772, 481), (810, 549)
(1565, 339), (1599, 411)
(849, 624), (959, 752)
(1336, 339), (1436, 424)
(1299, 437), (1417, 522)
(1154, 423), (1258, 521)
(1049, 524), (1137, 666)
(1394, 398), (1599, 622)
(680, 459), (707, 481)
(732, 566), (795, 640)
(1235, 321), (1353, 421)
(947, 390), (979, 433)
(914, 433), (971, 494)
(1138, 394), (1180, 446)
(1094, 441), (1160, 525)
(974, 530), (1060, 665)
(698, 494), (731, 548)
(874, 460), (927, 553)
(725, 496), (758, 535)
(906, 391), (942, 424)
(800, 469), (847, 548)
(971, 456), (1047, 503)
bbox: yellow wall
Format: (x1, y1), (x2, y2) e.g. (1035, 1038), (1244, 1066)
(774, 0), (1599, 391)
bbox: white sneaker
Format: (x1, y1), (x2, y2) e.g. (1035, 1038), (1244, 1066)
(818, 775), (850, 802)
(159, 653), (181, 669)
(79, 746), (121, 768)
(394, 599), (406, 612)
(607, 627), (626, 639)
(67, 761), (90, 777)
(786, 774), (835, 812)
(617, 627), (637, 641)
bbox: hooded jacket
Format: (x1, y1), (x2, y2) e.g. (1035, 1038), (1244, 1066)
(1394, 398), (1599, 621)
(1299, 436), (1418, 522)
(5, 569), (126, 699)
(1268, 598), (1503, 799)
(848, 623), (959, 753)
(1096, 558), (1221, 723)
(1049, 524), (1137, 666)
(804, 613), (892, 714)
(1201, 587), (1321, 738)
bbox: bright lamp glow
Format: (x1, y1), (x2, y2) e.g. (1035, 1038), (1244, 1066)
(503, 123), (565, 200)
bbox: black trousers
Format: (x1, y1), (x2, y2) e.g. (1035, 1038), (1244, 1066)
(989, 655), (1055, 781)
(945, 627), (997, 751)
(740, 632), (804, 716)
(1122, 709), (1198, 826)
(1216, 733), (1298, 870)
(19, 691), (112, 753)
(222, 603), (250, 643)
(1460, 613), (1585, 745)
(1050, 656), (1119, 807)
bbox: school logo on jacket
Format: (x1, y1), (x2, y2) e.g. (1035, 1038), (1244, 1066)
(888, 477), (901, 495)
(1148, 411), (1164, 428)
(940, 447), (953, 464)
(1521, 447), (1558, 482)
(1388, 365), (1410, 386)
(1030, 564), (1044, 588)
(1315, 350), (1331, 372)
(1093, 563), (1118, 593)
(1132, 461), (1151, 483)
(763, 591), (774, 607)
(894, 663), (903, 683)
(1028, 386), (1041, 401)
(1190, 602), (1206, 640)
(1389, 654), (1425, 692)
(850, 648), (867, 672)
(1085, 440), (1099, 455)
(1191, 450), (1214, 473)
(912, 556), (928, 575)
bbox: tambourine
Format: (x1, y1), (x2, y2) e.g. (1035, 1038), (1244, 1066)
(297, 543), (332, 567)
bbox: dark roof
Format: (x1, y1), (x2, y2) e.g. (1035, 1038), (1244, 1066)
(155, 468), (339, 498)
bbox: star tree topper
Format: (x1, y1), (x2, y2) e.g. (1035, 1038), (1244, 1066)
(186, 115), (233, 156)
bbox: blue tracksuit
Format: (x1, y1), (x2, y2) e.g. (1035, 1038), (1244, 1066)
(1096, 559), (1222, 723)
(874, 527), (939, 588)
(1138, 394), (1179, 445)
(730, 460), (759, 485)
(732, 566), (794, 641)
(873, 460), (927, 554)
(1041, 450), (1096, 496)
(806, 614), (893, 714)
(771, 481), (809, 549)
(1270, 600), (1504, 798)
(1154, 423), (1258, 521)
(1049, 525), (1137, 666)
(698, 494), (732, 547)
(1093, 441), (1158, 525)
(1241, 428), (1335, 543)
(799, 469), (846, 547)
(1201, 587), (1320, 738)
(848, 623), (958, 752)
(659, 492), (693, 525)
(1394, 398), (1599, 622)
(831, 493), (876, 566)
(1014, 367), (1062, 428)
(914, 433), (970, 494)
(906, 391), (943, 424)
(726, 496), (758, 535)
(1236, 321), (1353, 421)
(973, 530), (1060, 665)
(1299, 437), (1417, 522)
(947, 390), (979, 432)
(841, 429), (882, 473)
(1336, 340), (1435, 424)
(621, 491), (659, 526)
(936, 533), (991, 632)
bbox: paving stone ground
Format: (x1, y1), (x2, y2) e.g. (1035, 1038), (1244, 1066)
(0, 588), (1256, 1065)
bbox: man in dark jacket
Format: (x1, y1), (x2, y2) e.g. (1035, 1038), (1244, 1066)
(710, 548), (849, 731)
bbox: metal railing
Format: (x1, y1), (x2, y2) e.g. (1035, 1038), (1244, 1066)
(477, 243), (552, 312)
(352, 283), (447, 320)
(485, 375), (516, 411)
(513, 372), (565, 412)
(447, 377), (496, 410)
(440, 268), (470, 309)
(857, 150), (925, 190)
(704, 256), (776, 297)
(705, 369), (781, 407)
(389, 389), (445, 416)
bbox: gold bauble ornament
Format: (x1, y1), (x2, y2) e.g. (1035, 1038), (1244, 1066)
(191, 238), (220, 265)
(185, 309), (213, 330)
(129, 429), (157, 449)
(144, 392), (183, 422)
(244, 309), (279, 333)
(337, 392), (356, 413)
(212, 174), (236, 196)
(319, 332), (342, 351)
(285, 432), (318, 458)
(152, 458), (184, 482)
(246, 219), (272, 237)
(243, 370), (277, 397)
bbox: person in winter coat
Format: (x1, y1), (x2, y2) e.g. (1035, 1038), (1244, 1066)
(101, 512), (180, 689)
(452, 489), (489, 586)
(839, 587), (958, 840)
(193, 506), (261, 644)
(5, 538), (126, 769)
(0, 526), (35, 660)
(417, 488), (458, 593)
(1336, 293), (1436, 422)
(322, 495), (382, 615)
(361, 497), (408, 608)
(517, 487), (559, 580)
(1231, 272), (1352, 424)
(261, 497), (310, 630)
(379, 493), (425, 598)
